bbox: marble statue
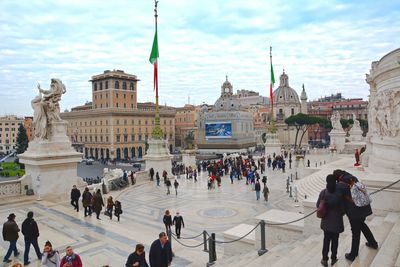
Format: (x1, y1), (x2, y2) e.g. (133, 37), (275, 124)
(330, 111), (342, 132)
(32, 79), (66, 140)
(351, 113), (362, 132)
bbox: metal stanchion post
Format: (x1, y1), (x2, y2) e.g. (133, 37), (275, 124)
(315, 162), (317, 167)
(206, 233), (216, 266)
(295, 172), (298, 180)
(290, 173), (293, 182)
(203, 230), (208, 252)
(207, 236), (214, 267)
(286, 178), (289, 193)
(167, 229), (172, 251)
(289, 186), (293, 198)
(258, 220), (268, 256)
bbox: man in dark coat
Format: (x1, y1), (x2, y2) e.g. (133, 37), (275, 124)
(149, 232), (173, 267)
(21, 211), (42, 265)
(2, 213), (20, 263)
(172, 212), (185, 239)
(149, 167), (155, 181)
(70, 185), (81, 212)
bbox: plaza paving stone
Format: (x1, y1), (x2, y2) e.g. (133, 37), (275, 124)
(0, 153), (337, 266)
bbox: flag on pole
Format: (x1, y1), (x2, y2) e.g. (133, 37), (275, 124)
(270, 60), (275, 109)
(149, 31), (159, 91)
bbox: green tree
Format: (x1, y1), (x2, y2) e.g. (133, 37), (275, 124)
(16, 123), (29, 154)
(285, 113), (324, 149)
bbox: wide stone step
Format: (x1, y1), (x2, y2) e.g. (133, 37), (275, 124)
(370, 215), (400, 267)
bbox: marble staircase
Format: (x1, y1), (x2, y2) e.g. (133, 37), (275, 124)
(213, 212), (400, 267)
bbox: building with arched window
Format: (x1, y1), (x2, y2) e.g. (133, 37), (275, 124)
(61, 70), (176, 161)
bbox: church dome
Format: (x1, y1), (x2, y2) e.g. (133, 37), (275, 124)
(213, 76), (241, 111)
(273, 72), (300, 105)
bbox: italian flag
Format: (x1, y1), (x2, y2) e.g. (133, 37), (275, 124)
(149, 30), (159, 94)
(270, 61), (275, 110)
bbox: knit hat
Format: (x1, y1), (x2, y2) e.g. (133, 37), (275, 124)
(7, 213), (16, 220)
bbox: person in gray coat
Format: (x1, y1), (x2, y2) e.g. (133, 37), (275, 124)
(316, 174), (344, 267)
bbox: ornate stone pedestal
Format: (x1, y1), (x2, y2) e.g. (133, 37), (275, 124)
(264, 132), (282, 156)
(349, 125), (363, 142)
(144, 139), (173, 176)
(329, 131), (346, 152)
(182, 149), (196, 168)
(19, 121), (82, 200)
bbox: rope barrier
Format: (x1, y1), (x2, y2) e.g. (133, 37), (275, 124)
(369, 179), (400, 195)
(171, 231), (204, 240)
(206, 222), (261, 244)
(171, 233), (207, 248)
(265, 209), (317, 226)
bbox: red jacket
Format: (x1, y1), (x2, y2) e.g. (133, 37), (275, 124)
(60, 253), (82, 267)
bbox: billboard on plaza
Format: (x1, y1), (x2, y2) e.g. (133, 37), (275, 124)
(205, 122), (232, 139)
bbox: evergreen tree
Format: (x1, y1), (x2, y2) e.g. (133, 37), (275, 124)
(16, 123), (29, 154)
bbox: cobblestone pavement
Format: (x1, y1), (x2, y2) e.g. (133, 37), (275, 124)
(0, 153), (336, 267)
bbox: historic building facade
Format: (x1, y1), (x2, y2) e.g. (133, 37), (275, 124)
(272, 72), (308, 145)
(60, 70), (176, 160)
(174, 104), (198, 149)
(197, 77), (256, 153)
(0, 115), (24, 154)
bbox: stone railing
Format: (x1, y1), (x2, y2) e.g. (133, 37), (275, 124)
(0, 175), (29, 197)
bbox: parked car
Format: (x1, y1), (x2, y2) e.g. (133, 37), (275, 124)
(85, 158), (95, 165)
(132, 163), (142, 170)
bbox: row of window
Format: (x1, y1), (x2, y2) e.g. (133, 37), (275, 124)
(0, 122), (17, 126)
(0, 128), (16, 132)
(73, 133), (173, 143)
(0, 133), (15, 138)
(93, 81), (135, 91)
(70, 119), (173, 127)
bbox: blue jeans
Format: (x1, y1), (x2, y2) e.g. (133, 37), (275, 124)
(24, 238), (42, 263)
(256, 191), (260, 200)
(3, 240), (17, 261)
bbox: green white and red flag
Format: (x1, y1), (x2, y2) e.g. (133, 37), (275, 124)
(149, 30), (159, 94)
(270, 55), (275, 110)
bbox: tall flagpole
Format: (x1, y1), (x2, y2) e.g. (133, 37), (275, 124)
(154, 0), (160, 129)
(270, 46), (273, 120)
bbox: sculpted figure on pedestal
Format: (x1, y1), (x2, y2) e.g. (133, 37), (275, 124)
(32, 79), (66, 140)
(330, 111), (343, 132)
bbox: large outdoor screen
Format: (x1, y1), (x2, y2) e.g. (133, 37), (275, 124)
(205, 122), (232, 138)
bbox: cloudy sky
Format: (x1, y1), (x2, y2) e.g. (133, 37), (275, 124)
(1, 0), (399, 116)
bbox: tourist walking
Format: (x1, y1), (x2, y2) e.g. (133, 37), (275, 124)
(255, 180), (261, 200)
(92, 189), (104, 220)
(156, 172), (160, 187)
(130, 171), (136, 185)
(114, 201), (123, 222)
(22, 211), (42, 265)
(165, 179), (172, 195)
(149, 232), (173, 267)
(82, 187), (93, 217)
(60, 246), (82, 267)
(125, 243), (149, 267)
(173, 212), (185, 239)
(2, 213), (20, 263)
(173, 179), (179, 196)
(149, 167), (155, 181)
(316, 175), (344, 267)
(106, 196), (114, 220)
(163, 210), (172, 233)
(41, 241), (61, 267)
(263, 184), (269, 202)
(70, 185), (81, 212)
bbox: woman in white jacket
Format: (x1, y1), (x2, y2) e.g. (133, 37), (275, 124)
(41, 241), (61, 267)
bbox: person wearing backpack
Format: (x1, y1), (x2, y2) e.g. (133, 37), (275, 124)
(173, 180), (179, 196)
(332, 170), (378, 262)
(316, 175), (344, 267)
